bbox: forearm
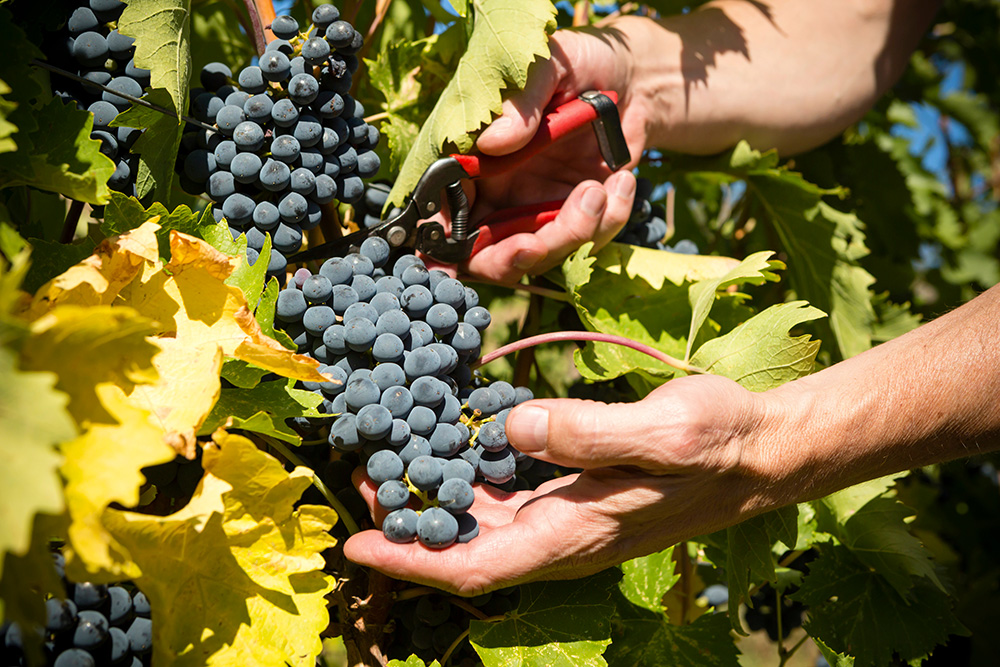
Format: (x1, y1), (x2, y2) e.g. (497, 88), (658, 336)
(754, 284), (1000, 507)
(609, 0), (940, 155)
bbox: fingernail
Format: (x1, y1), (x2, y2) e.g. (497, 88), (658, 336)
(513, 250), (541, 271)
(581, 187), (607, 217)
(507, 405), (548, 452)
(614, 172), (636, 199)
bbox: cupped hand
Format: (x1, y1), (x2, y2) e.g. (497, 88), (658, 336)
(343, 374), (787, 596)
(453, 22), (657, 284)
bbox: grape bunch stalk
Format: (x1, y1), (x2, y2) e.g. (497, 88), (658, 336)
(32, 0), (150, 201)
(275, 241), (534, 548)
(176, 4), (381, 280)
(0, 552), (153, 667)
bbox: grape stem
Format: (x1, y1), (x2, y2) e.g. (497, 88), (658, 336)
(61, 200), (84, 244)
(473, 331), (706, 375)
(260, 435), (362, 535)
(243, 0), (269, 56)
(441, 627), (471, 665)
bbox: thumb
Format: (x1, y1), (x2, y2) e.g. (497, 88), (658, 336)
(505, 398), (663, 470)
(477, 58), (562, 156)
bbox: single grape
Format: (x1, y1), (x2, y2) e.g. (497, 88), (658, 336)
(260, 50), (291, 82)
(443, 459), (475, 485)
(456, 513), (479, 543)
(399, 435), (432, 465)
(326, 20), (355, 48)
(437, 478), (474, 514)
(345, 377), (380, 411)
(294, 115), (324, 147)
(271, 98), (299, 127)
(301, 36), (331, 65)
(331, 284), (360, 314)
(271, 134), (301, 163)
(213, 140), (237, 169)
(200, 62), (232, 91)
(356, 150), (381, 178)
(230, 153), (262, 184)
(410, 376), (445, 407)
(303, 305), (336, 336)
(270, 15), (300, 40)
(73, 610), (110, 650)
(183, 149), (216, 183)
(344, 317), (377, 352)
(287, 73), (320, 105)
(464, 306), (491, 330)
(290, 167), (316, 195)
(417, 507), (459, 548)
(406, 406), (437, 437)
(379, 385), (413, 419)
(478, 446), (517, 484)
(46, 598), (78, 634)
(448, 322), (481, 355)
(476, 421), (507, 452)
(238, 65), (266, 93)
(243, 93), (273, 124)
(323, 324), (347, 355)
(426, 303), (459, 336)
(372, 364), (406, 392)
(103, 76), (143, 108)
(401, 285), (433, 319)
(126, 616), (152, 655)
(338, 174), (365, 203)
(259, 158), (291, 191)
(278, 191), (308, 223)
(407, 455), (442, 491)
(312, 3), (341, 28)
(382, 508), (418, 543)
(233, 121), (265, 151)
(222, 193), (255, 223)
(429, 423), (462, 457)
(68, 7), (99, 33)
(437, 394), (463, 424)
(207, 170), (236, 199)
(329, 413), (361, 451)
(302, 274), (333, 304)
(367, 449), (404, 483)
(72, 31), (109, 65)
(377, 480), (410, 511)
(53, 649), (96, 667)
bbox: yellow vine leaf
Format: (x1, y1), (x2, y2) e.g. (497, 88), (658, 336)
(0, 347), (75, 583)
(103, 432), (337, 666)
(61, 383), (175, 579)
(24, 220), (162, 318)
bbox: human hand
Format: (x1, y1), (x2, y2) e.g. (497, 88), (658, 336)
(343, 374), (788, 595)
(455, 21), (661, 284)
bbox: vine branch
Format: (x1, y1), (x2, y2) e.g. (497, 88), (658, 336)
(473, 331), (705, 375)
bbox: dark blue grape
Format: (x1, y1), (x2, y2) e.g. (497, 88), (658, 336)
(126, 616), (152, 655)
(206, 170), (235, 199)
(401, 285), (433, 319)
(73, 31), (108, 65)
(214, 104), (245, 134)
(345, 377), (380, 411)
(383, 508), (418, 543)
(514, 386), (534, 405)
(388, 419), (411, 447)
(367, 449), (404, 483)
(477, 421), (507, 452)
(303, 305), (336, 336)
(375, 276), (405, 299)
(183, 149), (216, 183)
(417, 507), (458, 548)
(260, 50), (291, 82)
(287, 73), (320, 105)
(321, 258), (354, 285)
(233, 121), (265, 151)
(244, 93), (273, 123)
(467, 387), (501, 416)
(478, 446), (516, 484)
(426, 303), (458, 336)
(46, 598), (78, 633)
(370, 292), (400, 316)
(351, 275), (377, 302)
(344, 301), (378, 323)
(213, 140), (237, 169)
(313, 174), (337, 204)
(270, 14), (299, 39)
(456, 513), (479, 543)
(271, 134), (301, 163)
(230, 153), (262, 184)
(54, 649), (95, 667)
(400, 435), (432, 465)
(491, 382), (517, 410)
(200, 61), (231, 90)
(278, 192), (308, 223)
(320, 364), (347, 396)
(338, 174), (364, 202)
(406, 406), (436, 437)
(357, 150), (380, 178)
(69, 8), (99, 33)
(375, 310), (410, 338)
(312, 3), (341, 28)
(257, 158), (290, 192)
(322, 324), (347, 355)
(301, 36), (331, 65)
(73, 610), (109, 649)
(344, 317), (377, 354)
(434, 278), (466, 309)
(271, 98), (299, 127)
(371, 364), (406, 393)
(372, 333), (404, 363)
(331, 284), (359, 314)
(329, 413), (361, 451)
(379, 385), (413, 418)
(429, 423), (461, 457)
(410, 376), (445, 407)
(409, 321), (435, 348)
(405, 348), (442, 381)
(448, 322), (481, 355)
(377, 479), (410, 511)
(464, 306), (491, 330)
(290, 168), (316, 195)
(238, 65), (266, 93)
(88, 100), (119, 129)
(223, 193), (255, 224)
(443, 459), (475, 485)
(437, 394), (462, 424)
(302, 274), (333, 304)
(407, 455), (442, 490)
(276, 289), (307, 323)
(437, 478), (474, 514)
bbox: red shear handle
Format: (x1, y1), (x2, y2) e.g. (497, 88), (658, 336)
(468, 200), (565, 259)
(453, 91), (619, 179)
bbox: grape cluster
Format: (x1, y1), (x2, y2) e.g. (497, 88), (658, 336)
(176, 4), (381, 279)
(275, 245), (533, 547)
(614, 178), (698, 254)
(0, 553), (152, 667)
(40, 0), (149, 199)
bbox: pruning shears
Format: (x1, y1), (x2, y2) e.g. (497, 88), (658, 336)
(288, 90), (630, 265)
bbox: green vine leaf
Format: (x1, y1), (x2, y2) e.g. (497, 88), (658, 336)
(386, 0), (556, 207)
(606, 596), (741, 667)
(199, 378), (325, 445)
(117, 0), (192, 202)
(469, 569), (620, 667)
(101, 193), (238, 259)
(792, 544), (967, 667)
(689, 301), (825, 391)
(618, 547), (679, 613)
